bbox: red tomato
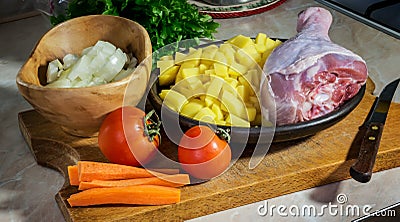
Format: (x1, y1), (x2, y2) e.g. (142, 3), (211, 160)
(98, 106), (160, 166)
(178, 125), (232, 179)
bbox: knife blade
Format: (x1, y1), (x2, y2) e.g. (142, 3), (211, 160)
(350, 78), (400, 183)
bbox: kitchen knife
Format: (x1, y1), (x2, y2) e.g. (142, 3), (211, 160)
(350, 78), (400, 183)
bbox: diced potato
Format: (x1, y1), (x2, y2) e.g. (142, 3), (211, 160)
(201, 45), (219, 63)
(157, 60), (174, 73)
(206, 77), (224, 98)
(228, 62), (248, 77)
(193, 107), (216, 123)
(184, 76), (203, 90)
(157, 33), (283, 127)
(159, 89), (170, 100)
(199, 63), (208, 74)
(159, 65), (180, 86)
(204, 95), (220, 107)
(225, 113), (250, 127)
(236, 85), (249, 101)
(204, 69), (216, 76)
(255, 43), (268, 54)
(255, 33), (267, 45)
(238, 76), (255, 96)
(163, 90), (188, 112)
(176, 86), (204, 99)
(222, 82), (236, 94)
(215, 120), (226, 126)
(159, 55), (173, 61)
(227, 35), (253, 49)
(235, 49), (256, 68)
(219, 43), (236, 64)
(221, 90), (247, 120)
(180, 99), (204, 118)
(181, 67), (199, 79)
(183, 48), (202, 66)
(225, 77), (238, 89)
(214, 63), (229, 78)
(242, 44), (261, 64)
(213, 51), (228, 65)
(246, 106), (257, 122)
(246, 69), (260, 88)
(265, 38), (277, 51)
(252, 113), (262, 126)
(212, 103), (224, 120)
(174, 51), (187, 64)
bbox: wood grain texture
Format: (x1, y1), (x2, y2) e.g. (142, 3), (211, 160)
(18, 80), (400, 222)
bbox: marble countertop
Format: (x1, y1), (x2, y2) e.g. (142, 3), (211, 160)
(0, 0), (399, 221)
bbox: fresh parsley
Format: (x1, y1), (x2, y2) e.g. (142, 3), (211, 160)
(51, 0), (220, 51)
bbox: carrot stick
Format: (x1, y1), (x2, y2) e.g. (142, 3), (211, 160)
(67, 185), (181, 207)
(77, 161), (167, 182)
(148, 168), (180, 175)
(78, 174), (190, 190)
(68, 165), (79, 186)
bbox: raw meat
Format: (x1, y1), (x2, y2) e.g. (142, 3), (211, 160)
(262, 7), (368, 125)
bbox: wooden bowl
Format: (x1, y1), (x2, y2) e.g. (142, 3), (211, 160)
(16, 15), (152, 137)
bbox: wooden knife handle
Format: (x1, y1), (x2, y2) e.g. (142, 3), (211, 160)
(350, 122), (384, 183)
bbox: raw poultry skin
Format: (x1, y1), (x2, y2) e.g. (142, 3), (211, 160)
(263, 7), (368, 125)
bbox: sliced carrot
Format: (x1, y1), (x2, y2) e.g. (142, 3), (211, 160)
(149, 168), (180, 175)
(67, 185), (181, 207)
(68, 165), (79, 186)
(77, 161), (167, 182)
(78, 174), (190, 190)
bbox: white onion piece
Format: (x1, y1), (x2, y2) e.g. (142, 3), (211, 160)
(63, 54), (78, 69)
(46, 59), (62, 83)
(45, 40), (136, 88)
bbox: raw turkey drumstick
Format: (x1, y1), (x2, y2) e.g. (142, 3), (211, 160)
(261, 7), (368, 125)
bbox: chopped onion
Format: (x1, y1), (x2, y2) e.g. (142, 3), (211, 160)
(45, 40), (137, 88)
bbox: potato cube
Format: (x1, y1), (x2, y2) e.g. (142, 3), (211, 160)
(227, 35), (253, 49)
(193, 107), (216, 123)
(242, 44), (261, 63)
(255, 33), (267, 45)
(159, 65), (180, 86)
(251, 113), (262, 126)
(212, 104), (224, 120)
(181, 67), (199, 79)
(185, 76), (203, 90)
(225, 113), (250, 127)
(221, 90), (247, 120)
(157, 60), (174, 73)
(159, 55), (173, 61)
(163, 90), (188, 112)
(174, 51), (187, 64)
(222, 82), (237, 94)
(204, 95), (220, 107)
(265, 38), (277, 51)
(159, 89), (170, 100)
(199, 63), (208, 74)
(213, 51), (228, 65)
(235, 49), (257, 68)
(228, 62), (248, 77)
(214, 63), (229, 78)
(201, 46), (218, 66)
(206, 77), (224, 98)
(246, 106), (257, 122)
(180, 99), (204, 118)
(236, 85), (249, 101)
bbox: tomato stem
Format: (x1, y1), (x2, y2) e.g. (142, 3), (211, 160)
(143, 110), (161, 144)
(215, 128), (231, 143)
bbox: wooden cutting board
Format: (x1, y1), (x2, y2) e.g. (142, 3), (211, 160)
(18, 79), (400, 222)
